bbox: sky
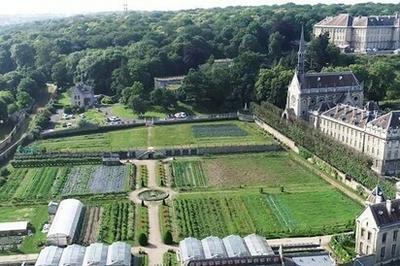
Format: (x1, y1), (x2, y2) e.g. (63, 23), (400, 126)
(0, 0), (398, 15)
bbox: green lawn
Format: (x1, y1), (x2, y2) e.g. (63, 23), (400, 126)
(151, 121), (270, 148)
(0, 205), (48, 254)
(110, 103), (166, 120)
(56, 91), (71, 107)
(84, 109), (106, 125)
(34, 127), (148, 152)
(173, 189), (362, 240)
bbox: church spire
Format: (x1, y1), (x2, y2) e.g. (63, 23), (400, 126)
(297, 26), (305, 77)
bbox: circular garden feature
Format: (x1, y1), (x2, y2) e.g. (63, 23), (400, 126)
(138, 189), (169, 201)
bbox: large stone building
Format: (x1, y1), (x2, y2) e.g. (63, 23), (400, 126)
(355, 184), (400, 265)
(71, 83), (95, 108)
(284, 28), (363, 121)
(313, 13), (400, 53)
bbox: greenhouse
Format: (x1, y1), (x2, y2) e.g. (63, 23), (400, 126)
(83, 243), (109, 266)
(59, 244), (86, 266)
(222, 235), (250, 258)
(201, 236), (227, 259)
(106, 241), (131, 266)
(243, 234), (274, 256)
(179, 237), (205, 263)
(47, 198), (84, 246)
(35, 246), (63, 266)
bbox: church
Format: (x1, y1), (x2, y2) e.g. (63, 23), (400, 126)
(284, 28), (364, 121)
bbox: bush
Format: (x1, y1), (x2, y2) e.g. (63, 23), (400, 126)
(299, 147), (312, 159)
(0, 168), (10, 177)
(163, 230), (173, 245)
(138, 232), (148, 246)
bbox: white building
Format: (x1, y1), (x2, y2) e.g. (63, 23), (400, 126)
(59, 244), (86, 266)
(284, 28), (363, 121)
(47, 198), (84, 246)
(356, 183), (400, 265)
(71, 83), (95, 108)
(106, 241), (131, 266)
(243, 234), (274, 256)
(314, 13), (400, 53)
(0, 221), (28, 237)
(83, 243), (108, 266)
(201, 236), (227, 259)
(35, 246), (63, 266)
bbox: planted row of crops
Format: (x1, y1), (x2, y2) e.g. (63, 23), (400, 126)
(172, 161), (208, 187)
(99, 201), (135, 243)
(138, 165), (148, 188)
(173, 191), (360, 239)
(192, 123), (248, 138)
(62, 165), (131, 196)
(158, 163), (167, 187)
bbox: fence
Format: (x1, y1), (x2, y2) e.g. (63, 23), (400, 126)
(0, 113), (28, 153)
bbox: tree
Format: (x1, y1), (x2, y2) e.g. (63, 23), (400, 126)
(16, 91), (33, 109)
(10, 42), (36, 68)
(138, 232), (148, 246)
(255, 65), (293, 108)
(163, 230), (173, 245)
(129, 95), (147, 114)
(17, 77), (38, 96)
(52, 61), (71, 88)
(268, 32), (283, 59)
(306, 32), (340, 71)
(239, 34), (259, 52)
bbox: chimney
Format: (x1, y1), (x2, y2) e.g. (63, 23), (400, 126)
(387, 199), (393, 214)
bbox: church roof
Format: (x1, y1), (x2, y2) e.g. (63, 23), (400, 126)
(317, 101), (336, 113)
(369, 111), (400, 130)
(301, 72), (359, 90)
(321, 104), (376, 128)
(369, 199), (400, 228)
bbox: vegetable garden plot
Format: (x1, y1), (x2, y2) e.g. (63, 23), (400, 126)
(62, 165), (130, 195)
(192, 123), (248, 138)
(172, 161), (208, 187)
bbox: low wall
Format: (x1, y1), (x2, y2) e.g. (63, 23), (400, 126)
(255, 118), (298, 153)
(0, 114), (27, 152)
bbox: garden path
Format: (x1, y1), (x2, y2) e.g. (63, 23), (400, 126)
(129, 159), (177, 266)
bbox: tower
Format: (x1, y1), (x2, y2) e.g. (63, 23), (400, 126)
(123, 0), (128, 13)
(297, 26), (306, 83)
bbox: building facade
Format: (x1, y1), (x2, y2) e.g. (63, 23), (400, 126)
(355, 184), (400, 265)
(313, 13), (400, 53)
(284, 28), (363, 121)
(311, 103), (400, 176)
(71, 83), (95, 108)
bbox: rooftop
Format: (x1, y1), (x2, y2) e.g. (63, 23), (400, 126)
(369, 199), (400, 228)
(0, 221), (28, 232)
(315, 13), (400, 27)
(302, 72), (360, 90)
(321, 104), (376, 128)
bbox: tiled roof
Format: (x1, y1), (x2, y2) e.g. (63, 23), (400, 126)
(315, 14), (353, 27)
(370, 199), (400, 228)
(302, 72), (359, 89)
(321, 104), (377, 128)
(315, 13), (400, 27)
(369, 111), (400, 130)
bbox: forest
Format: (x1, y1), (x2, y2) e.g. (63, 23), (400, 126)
(1, 2), (400, 122)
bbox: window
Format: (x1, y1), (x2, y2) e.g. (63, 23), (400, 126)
(361, 228), (365, 238)
(359, 242), (364, 254)
(368, 231), (372, 241)
(394, 230), (398, 242)
(392, 244), (396, 256)
(366, 245), (370, 254)
(383, 233), (387, 244)
(381, 247), (386, 258)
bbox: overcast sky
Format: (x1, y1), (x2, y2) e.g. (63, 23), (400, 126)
(1, 0), (398, 15)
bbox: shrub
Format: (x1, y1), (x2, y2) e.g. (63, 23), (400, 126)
(0, 168), (10, 177)
(163, 230), (173, 245)
(299, 147), (312, 159)
(138, 232), (148, 246)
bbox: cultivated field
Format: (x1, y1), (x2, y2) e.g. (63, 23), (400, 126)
(171, 161), (208, 187)
(171, 152), (327, 189)
(78, 206), (102, 245)
(151, 121), (269, 148)
(62, 165), (132, 196)
(33, 121), (271, 152)
(172, 189), (362, 240)
(0, 205), (48, 254)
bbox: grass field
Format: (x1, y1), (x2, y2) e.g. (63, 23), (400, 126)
(34, 127), (148, 152)
(110, 104), (166, 120)
(0, 205), (48, 254)
(33, 121), (271, 152)
(170, 152), (327, 189)
(173, 189), (362, 240)
(151, 121), (269, 148)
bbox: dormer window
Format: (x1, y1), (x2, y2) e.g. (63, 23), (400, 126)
(317, 77), (321, 82)
(339, 76), (343, 80)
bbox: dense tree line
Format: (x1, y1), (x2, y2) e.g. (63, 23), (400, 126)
(1, 3), (400, 119)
